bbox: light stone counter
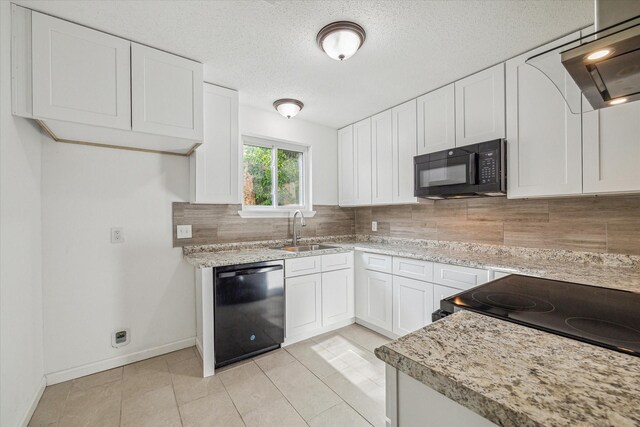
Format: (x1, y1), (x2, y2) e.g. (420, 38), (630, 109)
(375, 311), (640, 427)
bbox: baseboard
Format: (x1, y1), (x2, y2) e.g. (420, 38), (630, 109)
(20, 376), (46, 427)
(45, 337), (196, 385)
(355, 318), (399, 340)
(282, 317), (355, 347)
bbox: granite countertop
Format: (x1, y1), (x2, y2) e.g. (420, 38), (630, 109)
(375, 311), (640, 427)
(184, 237), (640, 293)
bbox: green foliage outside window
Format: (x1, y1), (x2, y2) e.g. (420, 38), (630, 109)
(243, 145), (302, 207)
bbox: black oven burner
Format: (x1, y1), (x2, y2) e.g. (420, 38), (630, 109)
(565, 317), (640, 343)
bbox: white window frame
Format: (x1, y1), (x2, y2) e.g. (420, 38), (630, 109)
(239, 134), (315, 218)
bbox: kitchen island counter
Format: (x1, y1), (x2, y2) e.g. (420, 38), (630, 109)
(375, 310), (640, 426)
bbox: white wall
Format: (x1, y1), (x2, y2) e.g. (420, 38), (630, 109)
(41, 142), (195, 380)
(239, 105), (338, 205)
(0, 3), (45, 426)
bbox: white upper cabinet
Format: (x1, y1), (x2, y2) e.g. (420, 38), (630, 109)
(354, 118), (373, 205)
(455, 64), (505, 146)
(132, 43), (203, 140)
(371, 110), (394, 205)
(31, 11), (131, 130)
(190, 84), (239, 203)
(338, 126), (355, 206)
(392, 99), (418, 204)
(506, 32), (583, 198)
(417, 84), (455, 155)
(583, 101), (640, 194)
(12, 5), (203, 155)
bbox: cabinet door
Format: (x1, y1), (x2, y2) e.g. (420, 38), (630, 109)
(285, 273), (322, 338)
(583, 101), (640, 194)
(506, 32), (583, 198)
(371, 110), (394, 204)
(433, 284), (463, 312)
(355, 270), (393, 332)
(392, 99), (418, 204)
(322, 269), (355, 326)
(31, 12), (131, 129)
(132, 43), (203, 140)
(354, 118), (372, 205)
(191, 84), (239, 203)
(393, 276), (433, 336)
(455, 64), (505, 146)
(338, 126), (355, 206)
(417, 84), (455, 154)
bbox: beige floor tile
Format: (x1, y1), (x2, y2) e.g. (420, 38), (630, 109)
(58, 380), (122, 427)
(217, 361), (262, 387)
(224, 371), (284, 415)
(121, 384), (181, 427)
(308, 402), (372, 427)
(28, 382), (72, 426)
(163, 346), (196, 367)
(285, 339), (350, 379)
(179, 390), (245, 427)
(123, 356), (168, 378)
(241, 397), (307, 427)
(122, 367), (172, 400)
(253, 348), (296, 372)
(336, 324), (391, 353)
(323, 367), (386, 427)
(323, 340), (386, 387)
(71, 367), (123, 390)
(171, 356), (225, 405)
(265, 360), (341, 421)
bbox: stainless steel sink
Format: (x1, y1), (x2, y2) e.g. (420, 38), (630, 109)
(272, 244), (336, 252)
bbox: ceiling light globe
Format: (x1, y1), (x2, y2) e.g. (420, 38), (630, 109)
(273, 99), (304, 118)
(317, 21), (366, 61)
(587, 49), (612, 60)
(609, 97), (627, 105)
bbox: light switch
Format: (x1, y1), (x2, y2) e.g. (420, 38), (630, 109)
(177, 225), (192, 239)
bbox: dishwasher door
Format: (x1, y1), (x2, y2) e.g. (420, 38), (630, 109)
(214, 260), (284, 368)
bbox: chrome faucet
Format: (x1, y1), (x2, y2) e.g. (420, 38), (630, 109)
(292, 210), (306, 246)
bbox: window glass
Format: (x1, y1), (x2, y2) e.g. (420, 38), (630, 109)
(243, 145), (273, 206)
(277, 149), (303, 206)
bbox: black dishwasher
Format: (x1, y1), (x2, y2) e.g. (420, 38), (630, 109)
(214, 260), (285, 368)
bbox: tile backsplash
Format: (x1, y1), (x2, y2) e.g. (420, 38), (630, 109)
(172, 203), (355, 247)
(356, 196), (640, 255)
(173, 196), (640, 255)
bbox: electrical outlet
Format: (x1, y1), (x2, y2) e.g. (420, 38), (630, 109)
(371, 221), (377, 232)
(111, 227), (124, 243)
(112, 328), (130, 348)
(177, 224), (193, 239)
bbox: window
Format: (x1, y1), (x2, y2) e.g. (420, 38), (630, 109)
(241, 135), (312, 217)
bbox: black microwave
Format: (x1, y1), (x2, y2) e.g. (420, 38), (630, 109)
(414, 139), (506, 199)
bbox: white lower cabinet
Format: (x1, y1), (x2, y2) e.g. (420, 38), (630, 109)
(356, 269), (394, 332)
(285, 273), (322, 338)
(393, 276), (433, 336)
(322, 269), (355, 326)
(285, 253), (355, 342)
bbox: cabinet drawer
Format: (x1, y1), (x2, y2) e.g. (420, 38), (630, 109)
(360, 252), (393, 274)
(285, 256), (321, 278)
(322, 252), (354, 272)
(433, 263), (490, 290)
(392, 257), (433, 282)
(492, 270), (512, 280)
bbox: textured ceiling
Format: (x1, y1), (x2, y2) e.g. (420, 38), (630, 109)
(15, 0), (594, 128)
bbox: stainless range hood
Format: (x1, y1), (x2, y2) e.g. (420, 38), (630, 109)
(526, 0), (640, 112)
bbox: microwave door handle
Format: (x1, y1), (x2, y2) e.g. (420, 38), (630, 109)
(468, 153), (477, 185)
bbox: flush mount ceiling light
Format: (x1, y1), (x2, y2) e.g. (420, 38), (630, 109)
(586, 48), (613, 60)
(317, 21), (366, 61)
(609, 97), (628, 105)
(273, 98), (304, 118)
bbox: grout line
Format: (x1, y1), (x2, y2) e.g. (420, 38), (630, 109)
(253, 358), (311, 426)
(217, 371), (248, 427)
(167, 357), (185, 427)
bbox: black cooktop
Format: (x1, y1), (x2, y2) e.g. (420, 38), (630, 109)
(441, 274), (640, 357)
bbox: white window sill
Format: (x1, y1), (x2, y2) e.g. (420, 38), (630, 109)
(237, 210), (316, 219)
